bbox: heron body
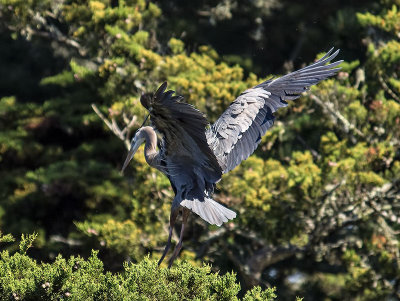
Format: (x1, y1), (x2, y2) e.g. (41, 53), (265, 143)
(122, 48), (342, 266)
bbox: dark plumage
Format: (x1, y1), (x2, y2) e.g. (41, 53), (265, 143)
(140, 83), (222, 183)
(122, 48), (342, 266)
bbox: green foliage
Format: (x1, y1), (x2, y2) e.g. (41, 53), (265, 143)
(243, 286), (277, 301)
(0, 234), (275, 300)
(357, 5), (400, 35)
(19, 233), (38, 254)
(168, 38), (185, 55)
(0, 232), (15, 243)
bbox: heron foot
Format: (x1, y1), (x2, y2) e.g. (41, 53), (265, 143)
(158, 226), (173, 266)
(167, 226), (184, 268)
(158, 208), (179, 266)
(167, 208), (189, 268)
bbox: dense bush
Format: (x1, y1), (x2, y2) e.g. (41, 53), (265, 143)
(0, 233), (277, 300)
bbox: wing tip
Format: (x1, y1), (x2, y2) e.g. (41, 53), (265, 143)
(320, 48), (340, 64)
(154, 82), (170, 102)
(157, 81), (168, 94)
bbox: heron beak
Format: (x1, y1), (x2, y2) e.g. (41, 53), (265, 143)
(121, 139), (141, 174)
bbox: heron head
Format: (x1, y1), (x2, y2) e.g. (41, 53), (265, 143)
(121, 128), (146, 173)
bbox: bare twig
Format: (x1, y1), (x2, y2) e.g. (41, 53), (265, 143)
(91, 104), (113, 130)
(310, 94), (365, 138)
(316, 180), (345, 222)
(378, 73), (400, 103)
(111, 118), (123, 139)
(50, 235), (82, 246)
(296, 135), (320, 160)
(91, 103), (137, 149)
(121, 113), (137, 136)
(122, 112), (130, 126)
(22, 7), (89, 56)
(26, 24), (84, 53)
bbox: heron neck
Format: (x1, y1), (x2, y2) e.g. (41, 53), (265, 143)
(142, 127), (159, 166)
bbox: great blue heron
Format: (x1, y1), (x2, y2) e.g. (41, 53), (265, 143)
(122, 48), (342, 267)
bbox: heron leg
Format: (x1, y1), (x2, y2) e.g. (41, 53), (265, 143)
(168, 208), (190, 268)
(158, 208), (179, 266)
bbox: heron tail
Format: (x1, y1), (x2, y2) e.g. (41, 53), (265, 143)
(180, 197), (236, 226)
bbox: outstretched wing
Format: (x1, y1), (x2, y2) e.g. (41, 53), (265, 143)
(141, 82), (222, 182)
(207, 48), (342, 173)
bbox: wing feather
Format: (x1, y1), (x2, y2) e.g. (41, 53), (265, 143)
(141, 83), (222, 181)
(207, 48), (342, 173)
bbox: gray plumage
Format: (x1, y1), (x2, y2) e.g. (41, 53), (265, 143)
(121, 48), (342, 266)
(206, 48), (342, 173)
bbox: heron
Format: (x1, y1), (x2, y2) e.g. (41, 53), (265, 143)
(121, 48), (342, 267)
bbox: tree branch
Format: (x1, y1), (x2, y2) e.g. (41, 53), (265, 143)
(310, 94), (365, 138)
(91, 104), (137, 149)
(378, 73), (400, 103)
